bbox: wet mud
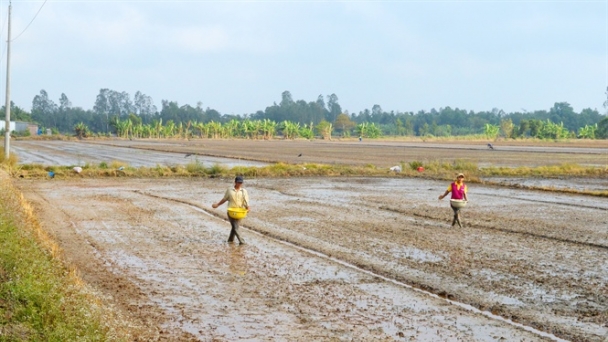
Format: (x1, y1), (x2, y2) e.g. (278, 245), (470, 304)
(17, 176), (607, 341)
(11, 140), (268, 168)
(12, 138), (608, 168)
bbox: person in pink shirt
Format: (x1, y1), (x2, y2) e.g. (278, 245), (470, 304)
(438, 173), (468, 227)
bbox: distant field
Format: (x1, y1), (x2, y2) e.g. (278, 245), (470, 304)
(83, 138), (608, 168)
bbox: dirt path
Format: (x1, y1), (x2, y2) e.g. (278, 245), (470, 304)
(17, 177), (607, 341)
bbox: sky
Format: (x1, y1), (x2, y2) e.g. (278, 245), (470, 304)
(0, 0), (605, 116)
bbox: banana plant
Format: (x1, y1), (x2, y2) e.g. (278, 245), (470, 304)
(262, 119), (277, 139)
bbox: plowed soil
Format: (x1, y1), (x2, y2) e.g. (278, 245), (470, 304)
(11, 139), (608, 341)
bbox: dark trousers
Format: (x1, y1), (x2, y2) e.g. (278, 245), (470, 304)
(451, 205), (462, 227)
(227, 216), (245, 244)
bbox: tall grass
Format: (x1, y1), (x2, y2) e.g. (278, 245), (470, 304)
(7, 158), (607, 180)
(0, 174), (129, 341)
(480, 163), (606, 177)
(5, 156), (607, 196)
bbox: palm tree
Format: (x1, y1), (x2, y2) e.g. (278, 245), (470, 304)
(74, 122), (91, 138)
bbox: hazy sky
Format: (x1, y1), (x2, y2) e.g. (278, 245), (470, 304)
(0, 0), (605, 115)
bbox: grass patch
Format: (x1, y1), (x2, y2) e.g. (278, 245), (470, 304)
(479, 163), (606, 178)
(0, 173), (130, 341)
(8, 159), (607, 180)
(6, 158), (607, 196)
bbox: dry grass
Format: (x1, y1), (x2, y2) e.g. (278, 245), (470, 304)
(0, 172), (135, 341)
(5, 156), (607, 197)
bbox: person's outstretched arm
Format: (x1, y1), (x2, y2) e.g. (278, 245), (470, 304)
(212, 198), (227, 208)
(213, 189), (230, 208)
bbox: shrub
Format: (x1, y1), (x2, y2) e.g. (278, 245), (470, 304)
(205, 163), (227, 176)
(409, 161), (423, 170)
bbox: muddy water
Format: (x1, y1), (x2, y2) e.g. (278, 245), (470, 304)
(11, 140), (268, 168)
(19, 180), (568, 341)
(17, 177), (608, 341)
(233, 177), (607, 341)
(483, 177), (608, 192)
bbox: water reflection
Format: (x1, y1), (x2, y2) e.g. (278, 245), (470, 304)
(228, 245), (248, 276)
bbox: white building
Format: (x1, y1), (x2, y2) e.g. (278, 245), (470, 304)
(3, 121), (38, 135)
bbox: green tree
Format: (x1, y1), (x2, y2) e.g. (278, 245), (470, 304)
(596, 117), (608, 139)
(1, 102), (31, 123)
(537, 120), (569, 139)
(280, 91), (294, 107)
(316, 120), (333, 140)
(577, 124), (597, 139)
(355, 122), (368, 137)
(528, 119), (543, 137)
(484, 124), (500, 140)
(419, 122), (430, 136)
(516, 119), (530, 137)
(134, 91), (157, 118)
(299, 122), (314, 139)
(500, 119), (514, 138)
(603, 86), (608, 112)
(74, 122), (91, 138)
(224, 119), (240, 138)
(94, 89), (112, 133)
(334, 113), (355, 135)
(366, 123), (382, 138)
(404, 118), (414, 136)
(262, 119), (277, 139)
(59, 93), (71, 112)
(326, 94), (341, 123)
(280, 121), (300, 139)
(32, 90), (58, 128)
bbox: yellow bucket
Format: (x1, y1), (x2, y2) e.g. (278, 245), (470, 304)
(227, 207), (248, 219)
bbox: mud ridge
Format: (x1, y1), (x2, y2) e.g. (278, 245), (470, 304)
(485, 190), (608, 208)
(85, 141), (283, 164)
(482, 181), (608, 199)
(379, 205), (608, 251)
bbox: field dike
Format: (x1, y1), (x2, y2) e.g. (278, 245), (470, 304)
(0, 171), (145, 341)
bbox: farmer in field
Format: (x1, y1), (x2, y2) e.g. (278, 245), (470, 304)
(438, 173), (468, 228)
(212, 176), (250, 245)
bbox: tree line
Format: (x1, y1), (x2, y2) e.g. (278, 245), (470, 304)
(3, 88), (608, 139)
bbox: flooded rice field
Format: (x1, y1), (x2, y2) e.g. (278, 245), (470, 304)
(17, 176), (607, 341)
(9, 139), (608, 341)
(13, 138), (607, 168)
(11, 140), (268, 168)
(482, 177), (608, 192)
